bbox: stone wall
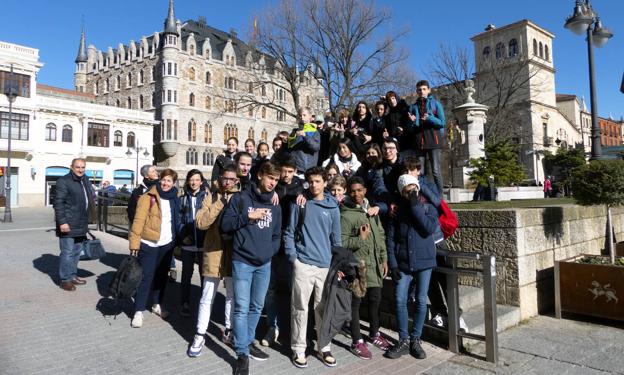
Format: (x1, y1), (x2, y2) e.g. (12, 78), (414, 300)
(448, 205), (624, 319)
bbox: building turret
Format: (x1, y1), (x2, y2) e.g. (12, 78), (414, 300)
(164, 0), (178, 36)
(159, 0), (180, 157)
(74, 28), (88, 92)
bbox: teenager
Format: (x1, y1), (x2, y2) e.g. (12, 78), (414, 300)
(322, 139), (362, 179)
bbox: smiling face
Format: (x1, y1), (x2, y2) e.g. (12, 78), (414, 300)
(245, 141), (255, 154)
(326, 166), (338, 181)
(237, 155), (252, 176)
(337, 143), (351, 158)
(187, 173), (202, 193)
(258, 144), (270, 158)
(226, 139), (238, 154)
(160, 175), (174, 192)
(349, 182), (367, 205)
(382, 142), (398, 162)
(147, 166), (159, 181)
(330, 184), (345, 200)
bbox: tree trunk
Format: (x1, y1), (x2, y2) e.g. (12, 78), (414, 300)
(607, 205), (615, 264)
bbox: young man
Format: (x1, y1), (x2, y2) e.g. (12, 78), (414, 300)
(211, 137), (239, 183)
(284, 166), (341, 368)
(188, 165), (239, 357)
(340, 177), (389, 358)
(220, 163), (282, 375)
(369, 101), (387, 146)
(54, 158), (95, 291)
(378, 138), (404, 219)
(408, 80), (446, 194)
(288, 107), (321, 177)
(235, 151), (253, 191)
(261, 158), (304, 347)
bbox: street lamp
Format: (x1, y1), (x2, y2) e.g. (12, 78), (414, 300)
(564, 0), (613, 160)
(3, 64), (18, 223)
(126, 140), (150, 187)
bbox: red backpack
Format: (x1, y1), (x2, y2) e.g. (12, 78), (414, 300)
(438, 200), (458, 239)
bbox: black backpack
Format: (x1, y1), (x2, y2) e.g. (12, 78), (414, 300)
(108, 256), (143, 299)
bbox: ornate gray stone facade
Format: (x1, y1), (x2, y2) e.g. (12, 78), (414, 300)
(75, 0), (326, 176)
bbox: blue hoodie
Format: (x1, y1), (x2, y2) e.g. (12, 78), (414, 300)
(284, 192), (341, 268)
(220, 183), (282, 266)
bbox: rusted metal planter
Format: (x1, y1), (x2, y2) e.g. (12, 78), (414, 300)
(555, 254), (624, 321)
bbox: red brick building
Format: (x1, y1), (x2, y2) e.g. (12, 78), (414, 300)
(599, 116), (623, 147)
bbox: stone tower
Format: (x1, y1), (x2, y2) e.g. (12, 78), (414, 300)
(159, 0), (181, 160)
(74, 28), (88, 92)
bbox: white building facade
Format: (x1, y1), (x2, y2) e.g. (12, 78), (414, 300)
(0, 41), (157, 207)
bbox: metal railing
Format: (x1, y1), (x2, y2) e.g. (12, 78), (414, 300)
(95, 191), (131, 235)
(430, 249), (498, 364)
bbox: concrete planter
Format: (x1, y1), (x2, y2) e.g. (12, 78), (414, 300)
(555, 255), (624, 321)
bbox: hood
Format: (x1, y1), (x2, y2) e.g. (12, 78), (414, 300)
(307, 192), (339, 209)
(249, 182), (275, 204)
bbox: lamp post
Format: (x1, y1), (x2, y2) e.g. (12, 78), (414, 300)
(126, 139), (150, 187)
(564, 0), (613, 160)
(3, 64), (18, 223)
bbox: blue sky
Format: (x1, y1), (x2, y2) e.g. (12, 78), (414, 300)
(1, 0), (622, 118)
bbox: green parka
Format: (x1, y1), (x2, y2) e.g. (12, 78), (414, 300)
(340, 200), (387, 289)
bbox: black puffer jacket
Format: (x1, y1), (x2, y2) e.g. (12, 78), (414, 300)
(211, 152), (236, 183)
(54, 171), (95, 237)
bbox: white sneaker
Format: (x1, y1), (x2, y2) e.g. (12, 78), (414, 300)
(131, 311), (143, 328)
(428, 313), (447, 328)
(151, 304), (170, 319)
(187, 334), (205, 357)
(260, 327), (278, 347)
(459, 316), (469, 333)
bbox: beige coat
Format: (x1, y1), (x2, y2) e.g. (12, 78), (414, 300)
(195, 186), (238, 278)
(128, 186), (162, 251)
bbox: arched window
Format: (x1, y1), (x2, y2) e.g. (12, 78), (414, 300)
(205, 96), (212, 110)
(248, 128), (255, 140)
(495, 42), (505, 60)
(483, 46), (491, 59)
(45, 123), (57, 141)
(544, 45), (550, 61)
(508, 39), (518, 57)
(204, 122), (212, 143)
(189, 44), (195, 55)
(205, 71), (211, 85)
(139, 69), (144, 84)
(105, 78), (110, 92)
(115, 75), (120, 90)
(188, 120), (197, 142)
(62, 125), (72, 143)
(114, 130), (123, 147)
(261, 107), (266, 119)
(116, 99), (121, 107)
(94, 80), (99, 94)
(539, 42), (544, 58)
(224, 123), (238, 142)
(533, 39), (538, 56)
(127, 72), (132, 87)
(127, 97), (132, 109)
(261, 129), (268, 142)
(188, 67), (196, 80)
(210, 152), (215, 165)
(189, 92), (195, 107)
(139, 94), (144, 109)
(127, 132), (135, 148)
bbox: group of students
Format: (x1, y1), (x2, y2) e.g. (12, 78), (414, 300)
(126, 80), (459, 375)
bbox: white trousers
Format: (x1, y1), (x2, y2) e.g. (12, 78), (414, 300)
(196, 276), (234, 335)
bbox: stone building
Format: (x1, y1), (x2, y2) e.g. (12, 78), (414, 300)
(76, 0), (327, 177)
(0, 41), (157, 207)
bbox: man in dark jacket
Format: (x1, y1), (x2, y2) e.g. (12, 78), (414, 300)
(384, 91), (411, 150)
(53, 158), (95, 291)
(408, 80), (446, 193)
(211, 137), (239, 183)
(220, 163), (282, 375)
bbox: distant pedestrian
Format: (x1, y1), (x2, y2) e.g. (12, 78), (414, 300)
(120, 184), (129, 194)
(53, 158), (95, 292)
(544, 176), (552, 198)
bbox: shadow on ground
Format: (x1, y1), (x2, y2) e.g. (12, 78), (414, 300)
(32, 253), (94, 285)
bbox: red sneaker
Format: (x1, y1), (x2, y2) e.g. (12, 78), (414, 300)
(351, 340), (372, 360)
(369, 333), (391, 351)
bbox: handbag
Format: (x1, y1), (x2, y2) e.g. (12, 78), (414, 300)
(80, 231), (107, 260)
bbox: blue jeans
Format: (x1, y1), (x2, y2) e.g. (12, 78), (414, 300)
(418, 148), (443, 194)
(232, 260), (271, 356)
(59, 237), (85, 282)
(134, 242), (175, 312)
(395, 268), (433, 340)
(180, 249), (203, 304)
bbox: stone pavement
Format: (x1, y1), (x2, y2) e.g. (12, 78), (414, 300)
(0, 208), (452, 375)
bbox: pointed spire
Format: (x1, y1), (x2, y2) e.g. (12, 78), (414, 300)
(164, 0), (178, 35)
(75, 24), (88, 63)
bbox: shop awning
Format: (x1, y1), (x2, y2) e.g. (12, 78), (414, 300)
(45, 167), (70, 177)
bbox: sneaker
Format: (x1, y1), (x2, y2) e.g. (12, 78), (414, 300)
(248, 343), (269, 361)
(187, 334), (205, 357)
(179, 303), (191, 317)
(410, 338), (427, 359)
(131, 311), (143, 328)
(234, 355), (249, 375)
(369, 333), (391, 351)
(428, 313), (447, 328)
(291, 352), (308, 368)
(261, 327), (278, 347)
(350, 340), (372, 360)
(459, 316), (469, 333)
(317, 350), (337, 367)
(151, 304), (170, 319)
(384, 338), (409, 359)
(222, 328), (233, 346)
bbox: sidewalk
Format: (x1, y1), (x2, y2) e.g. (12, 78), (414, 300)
(0, 208), (452, 375)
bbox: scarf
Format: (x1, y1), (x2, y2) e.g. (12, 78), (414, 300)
(156, 184), (178, 200)
(143, 177), (158, 189)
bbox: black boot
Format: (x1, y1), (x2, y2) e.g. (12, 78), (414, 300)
(234, 355), (249, 375)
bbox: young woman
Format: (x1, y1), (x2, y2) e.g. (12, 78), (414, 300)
(324, 163), (340, 182)
(347, 101), (373, 156)
(129, 168), (181, 328)
(322, 139), (361, 178)
(250, 142), (271, 180)
(178, 169), (208, 317)
(385, 174), (438, 360)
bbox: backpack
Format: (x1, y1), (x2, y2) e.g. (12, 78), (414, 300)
(108, 256), (143, 300)
(438, 200), (458, 239)
(293, 204), (306, 244)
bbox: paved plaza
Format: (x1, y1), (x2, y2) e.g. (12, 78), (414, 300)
(1, 207), (623, 375)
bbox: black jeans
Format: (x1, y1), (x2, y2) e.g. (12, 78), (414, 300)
(350, 287), (382, 342)
(427, 242), (463, 317)
(180, 248), (204, 305)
